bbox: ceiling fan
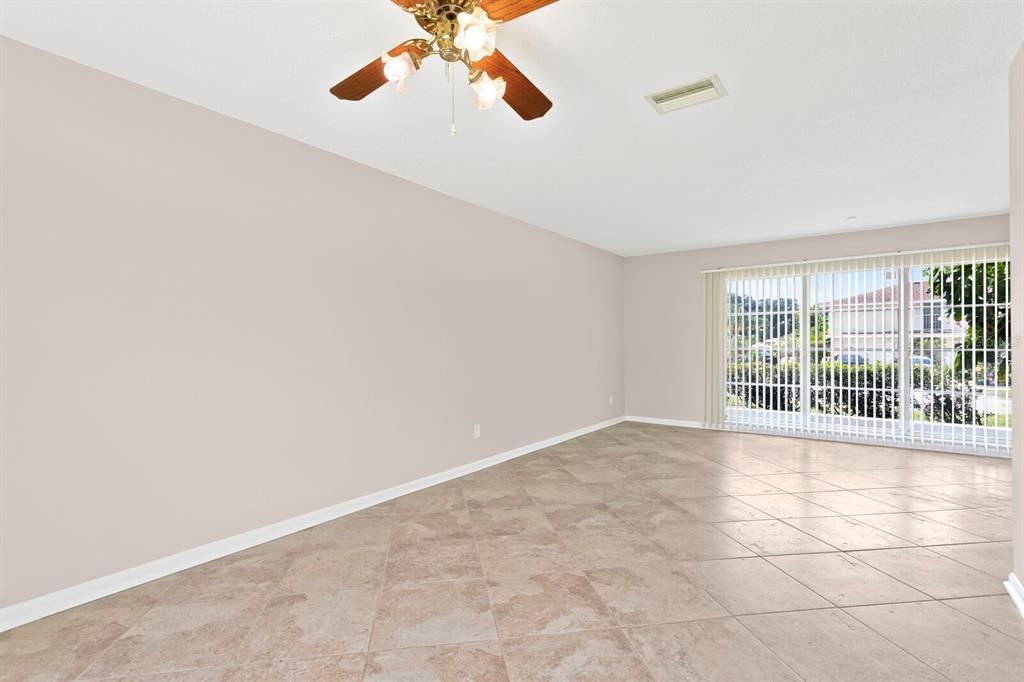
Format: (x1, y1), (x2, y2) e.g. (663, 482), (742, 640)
(329, 0), (557, 121)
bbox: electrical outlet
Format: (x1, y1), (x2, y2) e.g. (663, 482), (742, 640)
(473, 424), (481, 439)
(609, 395), (615, 405)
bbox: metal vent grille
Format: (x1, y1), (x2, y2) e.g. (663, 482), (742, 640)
(646, 75), (727, 114)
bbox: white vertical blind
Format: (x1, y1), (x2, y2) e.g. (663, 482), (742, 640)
(703, 244), (1012, 456)
(704, 270), (727, 428)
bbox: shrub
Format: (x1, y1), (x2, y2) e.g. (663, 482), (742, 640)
(726, 360), (979, 423)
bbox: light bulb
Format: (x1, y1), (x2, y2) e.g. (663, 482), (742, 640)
(471, 73), (506, 110)
(455, 7), (497, 61)
(382, 51), (415, 83)
(461, 24), (487, 51)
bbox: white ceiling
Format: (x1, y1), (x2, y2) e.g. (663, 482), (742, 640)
(2, 1), (1022, 255)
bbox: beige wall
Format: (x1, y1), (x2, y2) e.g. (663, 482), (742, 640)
(0, 39), (624, 607)
(624, 214), (1010, 422)
(1010, 43), (1023, 591)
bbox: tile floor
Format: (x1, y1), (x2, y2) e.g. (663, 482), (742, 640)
(2, 423), (1022, 681)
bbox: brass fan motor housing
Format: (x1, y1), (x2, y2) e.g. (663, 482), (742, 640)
(408, 1), (482, 32)
(407, 0), (488, 61)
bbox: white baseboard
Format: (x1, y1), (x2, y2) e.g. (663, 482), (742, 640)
(0, 415), (625, 632)
(1006, 573), (1024, 621)
(624, 415), (705, 429)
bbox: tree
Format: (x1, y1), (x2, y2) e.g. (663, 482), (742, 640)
(925, 262), (1011, 381)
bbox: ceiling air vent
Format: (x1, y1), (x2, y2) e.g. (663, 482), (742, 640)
(645, 75), (727, 114)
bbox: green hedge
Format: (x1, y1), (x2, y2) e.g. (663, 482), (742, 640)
(727, 361), (980, 422)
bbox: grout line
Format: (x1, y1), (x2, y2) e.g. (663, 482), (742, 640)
(71, 576), (179, 681)
(467, 504), (512, 677)
(359, 512), (397, 678)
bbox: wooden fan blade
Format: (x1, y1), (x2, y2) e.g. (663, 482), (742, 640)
(474, 49), (552, 120)
(329, 43), (423, 101)
(480, 0), (558, 22)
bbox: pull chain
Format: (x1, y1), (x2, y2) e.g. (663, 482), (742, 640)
(449, 62), (457, 136)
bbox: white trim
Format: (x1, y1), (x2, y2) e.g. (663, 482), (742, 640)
(699, 241), (1009, 274)
(624, 415), (705, 429)
(0, 415), (625, 632)
(1006, 574), (1024, 621)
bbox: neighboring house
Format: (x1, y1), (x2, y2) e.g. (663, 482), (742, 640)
(825, 281), (962, 366)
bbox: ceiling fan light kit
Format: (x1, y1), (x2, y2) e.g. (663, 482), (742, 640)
(330, 0), (555, 122)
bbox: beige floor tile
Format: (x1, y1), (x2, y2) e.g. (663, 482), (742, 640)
(0, 581), (170, 682)
(634, 521), (752, 561)
(753, 473), (841, 492)
(458, 467), (521, 488)
(476, 532), (579, 577)
(221, 654), (366, 681)
(640, 478), (729, 501)
(383, 539), (483, 585)
(856, 468), (950, 486)
(561, 526), (675, 568)
(524, 483), (602, 506)
(784, 516), (913, 551)
(394, 485), (466, 514)
(715, 519), (836, 555)
(740, 608), (945, 681)
(391, 511), (473, 545)
(79, 596), (265, 679)
(561, 464), (634, 484)
(965, 481), (1013, 498)
(502, 629), (654, 682)
(978, 505), (1014, 518)
(902, 466), (1002, 485)
(487, 572), (615, 638)
(370, 580), (497, 651)
(850, 547), (1005, 599)
(915, 484), (1009, 508)
(627, 618), (801, 682)
(364, 641), (509, 682)
(852, 512), (987, 546)
(584, 481), (670, 505)
(468, 507), (554, 537)
(161, 551), (295, 605)
(853, 487), (965, 511)
(846, 601), (1024, 682)
(714, 457), (796, 476)
(129, 669), (236, 681)
(277, 546), (386, 594)
(585, 562), (727, 626)
(604, 501), (701, 530)
(767, 552), (929, 606)
(540, 502), (630, 536)
(707, 475), (785, 495)
(514, 467), (578, 483)
(795, 490), (901, 515)
(681, 557), (830, 615)
(918, 508), (1013, 541)
(805, 471), (891, 489)
(306, 515), (394, 547)
(929, 541), (1012, 578)
(671, 496), (771, 522)
(461, 484), (536, 510)
(942, 595), (1024, 642)
(242, 589), (376, 661)
(734, 493), (837, 518)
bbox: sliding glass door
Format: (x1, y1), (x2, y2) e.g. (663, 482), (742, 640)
(715, 245), (1011, 455)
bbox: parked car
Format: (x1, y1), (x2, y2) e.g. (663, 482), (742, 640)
(833, 352), (867, 365)
(910, 355), (933, 367)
